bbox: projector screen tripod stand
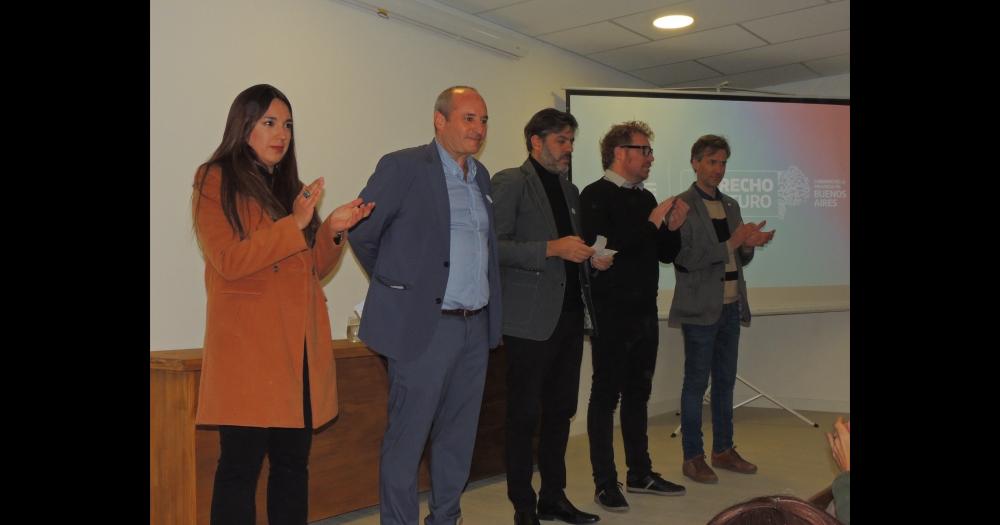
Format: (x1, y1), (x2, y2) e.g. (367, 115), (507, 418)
(670, 374), (820, 438)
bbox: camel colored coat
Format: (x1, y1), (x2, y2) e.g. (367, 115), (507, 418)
(193, 166), (342, 428)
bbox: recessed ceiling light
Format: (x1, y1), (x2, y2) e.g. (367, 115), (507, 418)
(653, 15), (694, 29)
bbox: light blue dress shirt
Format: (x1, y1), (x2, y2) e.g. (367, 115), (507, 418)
(435, 139), (490, 310)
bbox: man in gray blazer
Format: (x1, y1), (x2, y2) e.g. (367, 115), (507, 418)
(350, 86), (503, 525)
(491, 109), (607, 525)
(667, 134), (774, 485)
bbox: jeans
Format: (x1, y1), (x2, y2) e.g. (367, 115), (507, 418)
(586, 309), (659, 488)
(680, 302), (740, 460)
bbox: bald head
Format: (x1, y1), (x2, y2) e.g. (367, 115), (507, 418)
(434, 86), (480, 119)
(433, 86), (488, 165)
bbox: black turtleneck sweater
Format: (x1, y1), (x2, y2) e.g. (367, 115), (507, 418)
(579, 177), (680, 314)
(529, 156), (582, 312)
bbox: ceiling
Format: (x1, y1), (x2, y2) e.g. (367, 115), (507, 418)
(435, 0), (849, 90)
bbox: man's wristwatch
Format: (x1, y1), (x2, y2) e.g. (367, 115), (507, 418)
(334, 231), (345, 245)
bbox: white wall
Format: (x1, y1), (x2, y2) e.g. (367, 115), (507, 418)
(151, 0), (849, 432)
(150, 0), (653, 351)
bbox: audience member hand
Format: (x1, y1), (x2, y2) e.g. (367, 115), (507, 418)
(294, 178), (325, 229)
(328, 197), (376, 232)
(547, 236), (594, 263)
(826, 416), (850, 472)
(591, 254), (614, 271)
(665, 198), (690, 231)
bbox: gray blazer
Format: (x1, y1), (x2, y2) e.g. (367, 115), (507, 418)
(668, 183), (754, 328)
(350, 141), (503, 361)
(491, 159), (597, 340)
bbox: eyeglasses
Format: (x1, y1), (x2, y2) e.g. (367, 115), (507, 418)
(619, 144), (653, 156)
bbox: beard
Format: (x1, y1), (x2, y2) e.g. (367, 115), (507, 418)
(539, 147), (570, 175)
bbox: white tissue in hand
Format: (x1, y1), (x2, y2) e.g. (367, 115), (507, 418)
(591, 235), (617, 257)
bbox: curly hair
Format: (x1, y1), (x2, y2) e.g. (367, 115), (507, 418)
(599, 121), (654, 170)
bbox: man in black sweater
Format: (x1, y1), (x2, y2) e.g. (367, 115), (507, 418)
(579, 121), (690, 513)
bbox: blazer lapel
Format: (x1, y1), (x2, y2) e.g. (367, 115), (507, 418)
(425, 141), (451, 240)
(473, 159), (498, 239)
(520, 160), (559, 239)
(720, 192), (741, 233)
(687, 183), (721, 242)
(558, 174), (583, 237)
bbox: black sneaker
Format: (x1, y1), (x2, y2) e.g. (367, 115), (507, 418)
(626, 472), (686, 496)
(594, 482), (629, 512)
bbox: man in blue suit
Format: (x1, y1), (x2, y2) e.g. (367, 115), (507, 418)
(349, 86), (503, 525)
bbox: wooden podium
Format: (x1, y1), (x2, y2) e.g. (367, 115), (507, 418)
(150, 341), (508, 524)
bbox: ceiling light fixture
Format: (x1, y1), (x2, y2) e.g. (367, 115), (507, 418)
(653, 15), (694, 29)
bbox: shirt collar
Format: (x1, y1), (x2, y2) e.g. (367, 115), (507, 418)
(434, 139), (477, 182)
(603, 168), (643, 190)
(693, 182), (721, 201)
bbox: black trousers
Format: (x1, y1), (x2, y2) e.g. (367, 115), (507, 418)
(586, 309), (659, 489)
(504, 309), (584, 512)
(210, 349), (313, 525)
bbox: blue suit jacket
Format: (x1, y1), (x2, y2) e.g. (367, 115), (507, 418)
(350, 140), (503, 361)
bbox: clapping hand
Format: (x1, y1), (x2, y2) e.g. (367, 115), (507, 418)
(294, 178), (326, 229)
(328, 198), (376, 232)
(742, 220), (775, 248)
(665, 198), (690, 231)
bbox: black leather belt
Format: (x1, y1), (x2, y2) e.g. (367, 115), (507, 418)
(441, 306), (487, 317)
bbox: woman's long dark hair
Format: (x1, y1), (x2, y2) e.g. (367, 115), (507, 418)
(194, 84), (319, 246)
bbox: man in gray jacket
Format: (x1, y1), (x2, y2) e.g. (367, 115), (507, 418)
(668, 134), (774, 485)
(491, 109), (608, 525)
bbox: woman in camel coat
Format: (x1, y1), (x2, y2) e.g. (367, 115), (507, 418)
(192, 84), (373, 524)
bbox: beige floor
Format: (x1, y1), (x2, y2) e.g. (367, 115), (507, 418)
(315, 407), (847, 525)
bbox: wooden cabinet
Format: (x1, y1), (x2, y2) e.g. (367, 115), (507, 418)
(150, 341), (508, 524)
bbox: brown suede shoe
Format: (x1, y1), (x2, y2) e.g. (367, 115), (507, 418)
(682, 455), (718, 484)
(711, 447), (758, 474)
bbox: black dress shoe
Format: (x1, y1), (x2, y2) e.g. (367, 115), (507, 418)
(537, 495), (600, 524)
(515, 510), (541, 525)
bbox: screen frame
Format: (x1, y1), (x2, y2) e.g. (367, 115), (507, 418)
(565, 87), (849, 184)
